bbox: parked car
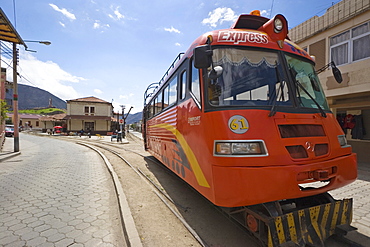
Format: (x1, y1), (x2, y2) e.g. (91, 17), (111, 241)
(5, 127), (14, 137)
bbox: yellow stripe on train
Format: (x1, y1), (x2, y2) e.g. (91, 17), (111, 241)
(150, 123), (210, 188)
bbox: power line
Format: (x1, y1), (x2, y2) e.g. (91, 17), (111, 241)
(269, 0), (275, 18)
(13, 0), (17, 28)
(0, 58), (37, 87)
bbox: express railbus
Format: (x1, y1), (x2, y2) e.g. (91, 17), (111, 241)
(143, 11), (357, 247)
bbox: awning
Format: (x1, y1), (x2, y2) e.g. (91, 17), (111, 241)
(0, 8), (27, 47)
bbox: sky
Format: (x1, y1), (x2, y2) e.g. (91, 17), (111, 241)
(1, 0), (342, 114)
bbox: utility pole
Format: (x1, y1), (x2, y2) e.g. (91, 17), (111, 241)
(13, 43), (19, 152)
(120, 105), (125, 133)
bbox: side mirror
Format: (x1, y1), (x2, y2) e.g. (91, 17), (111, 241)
(331, 62), (342, 83)
(316, 61), (343, 84)
(194, 45), (213, 69)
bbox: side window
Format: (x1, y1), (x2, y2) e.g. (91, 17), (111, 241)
(191, 60), (201, 103)
(169, 76), (177, 105)
(149, 101), (154, 118)
(157, 91), (163, 113)
(180, 70), (187, 100)
(163, 85), (169, 108)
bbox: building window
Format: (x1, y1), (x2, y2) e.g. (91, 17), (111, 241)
(330, 22), (370, 65)
(36, 121), (39, 127)
(84, 106), (95, 115)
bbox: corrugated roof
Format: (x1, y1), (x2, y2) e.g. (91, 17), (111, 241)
(0, 8), (26, 47)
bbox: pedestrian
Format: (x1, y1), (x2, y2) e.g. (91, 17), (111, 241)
(117, 130), (122, 142)
(79, 129), (84, 137)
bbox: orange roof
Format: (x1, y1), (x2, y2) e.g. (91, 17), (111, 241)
(67, 96), (111, 104)
(39, 113), (67, 121)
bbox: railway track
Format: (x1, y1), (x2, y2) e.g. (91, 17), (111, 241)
(42, 133), (364, 247)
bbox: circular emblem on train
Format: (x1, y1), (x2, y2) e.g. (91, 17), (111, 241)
(228, 115), (249, 134)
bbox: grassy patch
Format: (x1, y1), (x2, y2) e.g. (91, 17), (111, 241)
(18, 108), (66, 115)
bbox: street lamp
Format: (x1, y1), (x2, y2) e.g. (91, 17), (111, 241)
(23, 40), (51, 46)
(12, 39), (51, 151)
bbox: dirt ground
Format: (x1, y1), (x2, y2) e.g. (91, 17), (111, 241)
(105, 135), (258, 247)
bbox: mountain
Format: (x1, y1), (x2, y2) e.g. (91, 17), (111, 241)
(5, 84), (67, 110)
(125, 111), (142, 124)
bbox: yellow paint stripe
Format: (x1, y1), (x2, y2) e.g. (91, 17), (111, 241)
(274, 216), (285, 244)
(330, 201), (341, 235)
(268, 228), (273, 247)
(309, 206), (322, 240)
(150, 123), (210, 188)
(320, 203), (331, 240)
(341, 200), (349, 225)
(287, 213), (297, 243)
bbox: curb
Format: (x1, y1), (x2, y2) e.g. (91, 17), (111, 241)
(0, 151), (21, 162)
(78, 143), (143, 247)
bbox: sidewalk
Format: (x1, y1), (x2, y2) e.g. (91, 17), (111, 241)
(0, 135), (20, 162)
(0, 133), (126, 246)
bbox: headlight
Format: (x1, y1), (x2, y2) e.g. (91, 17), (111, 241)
(215, 141), (267, 156)
(274, 18), (283, 33)
(337, 135), (348, 147)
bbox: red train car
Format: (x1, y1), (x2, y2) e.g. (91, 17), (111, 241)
(143, 11), (357, 246)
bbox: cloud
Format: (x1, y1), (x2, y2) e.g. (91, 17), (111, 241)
(119, 93), (134, 100)
(59, 21), (65, 27)
(114, 7), (125, 20)
(49, 4), (76, 20)
(202, 7), (238, 27)
(175, 43), (181, 46)
(93, 20), (110, 30)
(94, 89), (103, 94)
(260, 10), (269, 17)
(109, 6), (125, 21)
(112, 103), (136, 113)
(164, 26), (181, 34)
(7, 51), (85, 100)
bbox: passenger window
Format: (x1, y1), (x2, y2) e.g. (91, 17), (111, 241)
(169, 77), (177, 105)
(180, 71), (187, 100)
(149, 101), (154, 118)
(155, 91), (163, 114)
(191, 61), (201, 103)
(163, 86), (169, 108)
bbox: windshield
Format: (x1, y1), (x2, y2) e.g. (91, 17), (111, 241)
(285, 54), (330, 111)
(206, 47), (329, 112)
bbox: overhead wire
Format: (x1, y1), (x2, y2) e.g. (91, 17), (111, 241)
(0, 58), (38, 87)
(269, 0), (275, 18)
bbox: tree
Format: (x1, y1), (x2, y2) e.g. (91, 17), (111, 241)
(0, 100), (9, 123)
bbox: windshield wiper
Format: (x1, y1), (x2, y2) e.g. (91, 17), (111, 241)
(289, 67), (327, 118)
(269, 64), (285, 117)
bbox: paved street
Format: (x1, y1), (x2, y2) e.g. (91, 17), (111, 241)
(0, 133), (125, 247)
(1, 131), (370, 246)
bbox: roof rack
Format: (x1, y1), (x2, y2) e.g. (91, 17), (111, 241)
(143, 82), (160, 106)
(143, 52), (184, 107)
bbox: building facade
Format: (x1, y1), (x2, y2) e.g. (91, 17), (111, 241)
(65, 96), (113, 134)
(289, 0), (370, 162)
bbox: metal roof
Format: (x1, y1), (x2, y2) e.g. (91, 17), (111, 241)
(0, 8), (26, 47)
